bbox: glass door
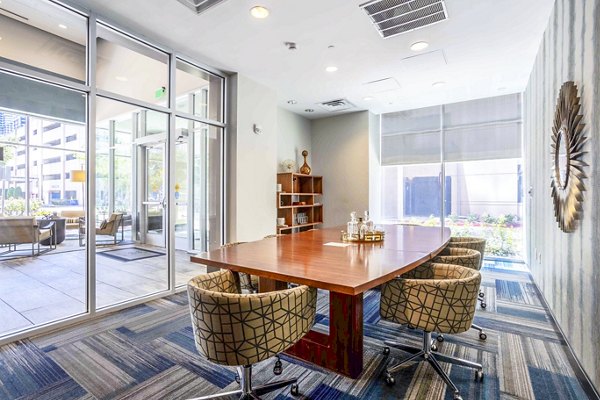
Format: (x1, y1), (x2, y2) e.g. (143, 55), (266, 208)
(139, 141), (166, 248)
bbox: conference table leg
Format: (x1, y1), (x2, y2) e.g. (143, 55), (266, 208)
(259, 277), (364, 379)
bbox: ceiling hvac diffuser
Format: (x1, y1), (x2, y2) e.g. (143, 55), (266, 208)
(176, 0), (228, 14)
(359, 0), (448, 39)
(318, 99), (355, 112)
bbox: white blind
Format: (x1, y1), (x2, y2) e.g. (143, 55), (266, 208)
(381, 105), (441, 165)
(381, 94), (522, 165)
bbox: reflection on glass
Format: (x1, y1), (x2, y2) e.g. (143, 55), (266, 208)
(174, 118), (222, 286)
(176, 59), (223, 122)
(95, 97), (169, 309)
(96, 24), (169, 104)
(0, 1), (86, 82)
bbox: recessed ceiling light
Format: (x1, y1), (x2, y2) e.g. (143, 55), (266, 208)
(410, 41), (429, 51)
(305, 109), (314, 113)
(250, 6), (269, 19)
(58, 24), (67, 29)
(325, 66), (338, 73)
(432, 81), (446, 87)
(363, 96), (374, 101)
(287, 100), (297, 105)
(115, 76), (128, 82)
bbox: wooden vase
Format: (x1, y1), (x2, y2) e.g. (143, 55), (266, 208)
(300, 150), (311, 175)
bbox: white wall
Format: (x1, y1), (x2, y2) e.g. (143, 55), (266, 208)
(311, 111), (370, 228)
(277, 108), (312, 172)
(227, 74), (278, 242)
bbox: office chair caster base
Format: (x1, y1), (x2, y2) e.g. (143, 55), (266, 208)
(480, 302), (487, 309)
(290, 384), (299, 396)
(431, 343), (438, 352)
(479, 292), (485, 298)
(436, 335), (445, 343)
(273, 358), (283, 375)
(382, 346), (390, 356)
(453, 392), (463, 400)
(479, 332), (487, 340)
(384, 374), (396, 386)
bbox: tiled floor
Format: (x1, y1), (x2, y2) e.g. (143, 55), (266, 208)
(0, 238), (206, 338)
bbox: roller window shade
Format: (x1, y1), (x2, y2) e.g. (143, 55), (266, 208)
(0, 72), (85, 123)
(382, 131), (441, 165)
(381, 94), (522, 165)
(445, 122), (522, 162)
(382, 105), (441, 165)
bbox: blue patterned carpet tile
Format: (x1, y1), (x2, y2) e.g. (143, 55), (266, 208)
(473, 316), (563, 344)
(115, 309), (191, 344)
(31, 303), (157, 349)
(14, 377), (91, 400)
(495, 280), (541, 306)
(528, 366), (589, 400)
(154, 331), (237, 389)
(116, 365), (227, 400)
(495, 302), (549, 323)
(0, 341), (75, 400)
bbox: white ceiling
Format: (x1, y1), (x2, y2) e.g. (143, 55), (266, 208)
(71, 0), (553, 117)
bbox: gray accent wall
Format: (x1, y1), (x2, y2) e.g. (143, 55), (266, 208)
(524, 0), (600, 390)
(311, 111), (371, 228)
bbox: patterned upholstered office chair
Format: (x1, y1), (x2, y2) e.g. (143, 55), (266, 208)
(431, 247), (487, 342)
(219, 242), (258, 294)
(447, 237), (487, 308)
(380, 263), (483, 400)
(187, 270), (317, 400)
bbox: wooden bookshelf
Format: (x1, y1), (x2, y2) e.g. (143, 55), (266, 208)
(277, 173), (323, 234)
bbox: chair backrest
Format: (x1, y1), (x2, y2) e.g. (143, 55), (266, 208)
(380, 263), (481, 335)
(188, 269), (317, 367)
(0, 217), (35, 244)
(104, 213), (123, 233)
(447, 236), (486, 270)
(433, 247), (481, 271)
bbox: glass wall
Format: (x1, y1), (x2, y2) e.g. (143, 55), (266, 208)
(0, 0), (225, 339)
(380, 94), (523, 259)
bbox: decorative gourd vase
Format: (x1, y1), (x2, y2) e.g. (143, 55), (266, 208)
(299, 150), (311, 175)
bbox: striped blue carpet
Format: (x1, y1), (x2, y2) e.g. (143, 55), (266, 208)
(0, 265), (593, 399)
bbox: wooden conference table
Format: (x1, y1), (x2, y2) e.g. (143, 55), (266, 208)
(191, 225), (451, 379)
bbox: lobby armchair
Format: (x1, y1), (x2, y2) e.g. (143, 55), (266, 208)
(79, 213), (124, 246)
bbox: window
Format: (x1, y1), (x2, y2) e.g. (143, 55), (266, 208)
(380, 94), (523, 259)
(176, 59), (224, 122)
(0, 1), (86, 82)
(0, 0), (225, 341)
(96, 25), (169, 104)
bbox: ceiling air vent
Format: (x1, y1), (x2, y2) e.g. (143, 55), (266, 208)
(359, 0), (448, 39)
(176, 0), (228, 15)
(318, 99), (355, 112)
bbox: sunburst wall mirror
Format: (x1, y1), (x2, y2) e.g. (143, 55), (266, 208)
(550, 81), (587, 233)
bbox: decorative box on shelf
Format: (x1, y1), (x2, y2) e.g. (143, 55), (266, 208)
(341, 230), (385, 242)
